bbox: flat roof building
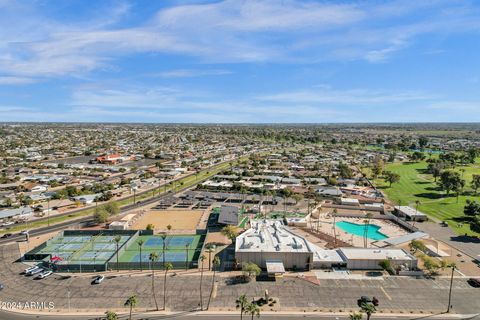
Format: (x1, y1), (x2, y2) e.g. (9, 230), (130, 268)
(394, 206), (428, 222)
(338, 248), (417, 270)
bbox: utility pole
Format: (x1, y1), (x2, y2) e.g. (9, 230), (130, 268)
(447, 264), (456, 313)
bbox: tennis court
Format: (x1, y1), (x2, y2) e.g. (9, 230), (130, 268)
(32, 232), (132, 265)
(118, 234), (202, 263)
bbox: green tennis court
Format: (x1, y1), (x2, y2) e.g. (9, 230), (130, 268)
(118, 234), (202, 263)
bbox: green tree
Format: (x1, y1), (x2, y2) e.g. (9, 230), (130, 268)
(360, 302), (376, 320)
(236, 294), (248, 320)
(124, 295), (138, 320)
(163, 262), (173, 310)
(409, 239), (427, 253)
(93, 207), (109, 223)
(378, 259), (391, 272)
(146, 223), (155, 231)
(438, 171), (462, 196)
(199, 254), (206, 310)
(137, 239), (144, 271)
(207, 256), (221, 310)
(105, 310), (118, 320)
(149, 252), (160, 311)
(242, 262), (261, 281)
(464, 200), (480, 217)
(221, 225), (238, 244)
(384, 171), (400, 187)
(350, 312), (363, 320)
(471, 175), (480, 195)
(114, 235), (121, 272)
(245, 302), (260, 320)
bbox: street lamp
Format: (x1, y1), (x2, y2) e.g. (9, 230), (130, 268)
(447, 263), (456, 313)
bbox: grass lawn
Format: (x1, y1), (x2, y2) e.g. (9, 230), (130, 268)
(370, 160), (480, 237)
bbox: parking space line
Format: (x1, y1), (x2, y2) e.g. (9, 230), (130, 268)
(381, 286), (392, 300)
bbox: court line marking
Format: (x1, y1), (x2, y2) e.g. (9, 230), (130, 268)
(381, 286), (392, 300)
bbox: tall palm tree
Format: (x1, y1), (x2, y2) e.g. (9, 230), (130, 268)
(124, 295), (137, 320)
(245, 302), (260, 320)
(149, 252), (159, 311)
(205, 244), (215, 271)
(360, 302), (376, 320)
(161, 233), (167, 267)
(163, 262), (173, 310)
(199, 254), (206, 310)
(236, 294), (248, 320)
(137, 239), (144, 271)
(363, 212), (373, 248)
(113, 235), (121, 272)
(207, 256), (221, 310)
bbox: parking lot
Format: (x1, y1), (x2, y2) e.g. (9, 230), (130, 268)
(1, 243), (480, 314)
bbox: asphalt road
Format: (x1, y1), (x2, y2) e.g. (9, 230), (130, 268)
(0, 311), (479, 320)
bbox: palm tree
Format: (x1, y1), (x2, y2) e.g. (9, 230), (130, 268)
(349, 312), (363, 320)
(236, 294), (248, 320)
(105, 310), (118, 320)
(124, 295), (137, 320)
(360, 302), (376, 320)
(149, 252), (159, 311)
(207, 256), (221, 310)
(199, 254), (206, 310)
(161, 233), (167, 266)
(363, 212), (373, 248)
(205, 243), (215, 270)
(137, 239), (144, 271)
(163, 262), (173, 310)
(113, 235), (121, 272)
(245, 301), (260, 320)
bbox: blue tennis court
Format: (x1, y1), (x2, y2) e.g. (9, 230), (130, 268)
(131, 251), (187, 263)
(167, 236), (195, 247)
(144, 237), (164, 247)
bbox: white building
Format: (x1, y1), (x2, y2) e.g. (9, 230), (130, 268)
(235, 219), (418, 272)
(338, 248), (417, 270)
(235, 219), (314, 272)
(394, 206), (428, 222)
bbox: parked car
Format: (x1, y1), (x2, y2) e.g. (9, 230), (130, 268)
(20, 230), (29, 235)
(26, 267), (43, 276)
(467, 278), (480, 288)
(358, 296), (373, 307)
(36, 270), (52, 279)
(1, 233), (13, 238)
(92, 275), (105, 285)
(0, 284), (4, 290)
(24, 265), (40, 274)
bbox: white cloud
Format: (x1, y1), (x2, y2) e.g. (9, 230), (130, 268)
(0, 0), (479, 79)
(155, 69), (232, 78)
(0, 76), (37, 85)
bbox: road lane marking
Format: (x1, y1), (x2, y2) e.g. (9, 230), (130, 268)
(381, 286), (392, 300)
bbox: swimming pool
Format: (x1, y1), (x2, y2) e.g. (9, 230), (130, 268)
(335, 221), (388, 240)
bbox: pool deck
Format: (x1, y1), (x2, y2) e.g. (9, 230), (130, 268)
(309, 215), (407, 248)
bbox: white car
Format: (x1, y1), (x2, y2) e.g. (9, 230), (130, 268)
(24, 265), (39, 274)
(27, 267), (43, 276)
(36, 270), (52, 279)
(93, 275), (105, 284)
(20, 230), (29, 235)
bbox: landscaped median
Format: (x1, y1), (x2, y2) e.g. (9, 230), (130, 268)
(0, 158), (239, 235)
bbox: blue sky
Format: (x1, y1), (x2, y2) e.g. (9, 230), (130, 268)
(1, 0), (480, 123)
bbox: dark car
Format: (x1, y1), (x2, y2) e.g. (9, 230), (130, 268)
(1, 233), (13, 238)
(467, 278), (480, 287)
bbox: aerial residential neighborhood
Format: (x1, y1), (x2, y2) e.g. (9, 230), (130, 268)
(1, 1), (480, 320)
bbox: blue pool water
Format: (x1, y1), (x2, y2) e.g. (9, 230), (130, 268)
(335, 221), (388, 240)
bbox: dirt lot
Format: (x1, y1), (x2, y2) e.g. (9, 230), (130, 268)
(132, 209), (204, 230)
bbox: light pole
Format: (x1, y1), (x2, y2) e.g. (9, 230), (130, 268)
(447, 264), (456, 313)
(47, 197), (50, 227)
